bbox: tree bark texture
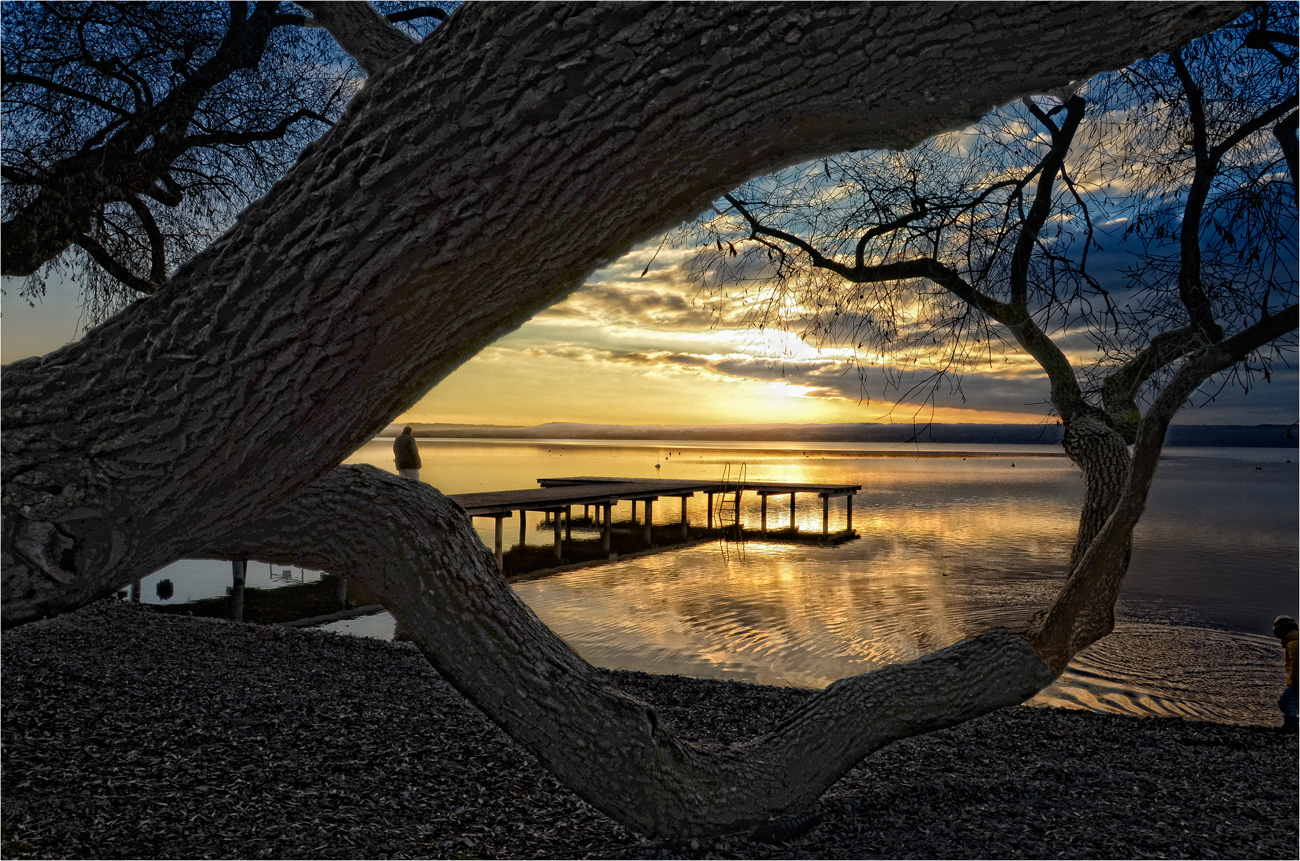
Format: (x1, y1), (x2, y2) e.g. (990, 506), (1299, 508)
(1061, 413), (1132, 568)
(198, 464), (1053, 837)
(0, 2), (1247, 837)
(2, 1), (1242, 626)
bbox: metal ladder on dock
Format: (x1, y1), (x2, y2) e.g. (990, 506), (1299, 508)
(715, 462), (747, 545)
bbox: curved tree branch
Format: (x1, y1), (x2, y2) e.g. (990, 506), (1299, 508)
(1009, 95), (1087, 311)
(184, 108), (331, 149)
(1169, 46), (1224, 341)
(123, 194), (168, 285)
(72, 232), (161, 296)
(0, 1), (1261, 841)
(300, 1), (416, 77)
(1099, 324), (1201, 441)
(198, 464), (1053, 838)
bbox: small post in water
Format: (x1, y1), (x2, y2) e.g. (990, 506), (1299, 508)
(231, 559), (247, 622)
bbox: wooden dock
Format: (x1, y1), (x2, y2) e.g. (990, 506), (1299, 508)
(449, 476), (860, 572)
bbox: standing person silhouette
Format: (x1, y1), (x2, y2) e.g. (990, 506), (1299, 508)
(393, 426), (422, 481)
(1273, 615), (1298, 734)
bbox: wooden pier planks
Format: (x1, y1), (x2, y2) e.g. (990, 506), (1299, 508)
(448, 476), (862, 573)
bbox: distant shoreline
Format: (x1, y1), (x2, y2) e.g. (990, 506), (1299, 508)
(375, 438), (1073, 458)
(379, 421), (1298, 449)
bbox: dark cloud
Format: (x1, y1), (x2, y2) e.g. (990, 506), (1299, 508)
(538, 279), (733, 331)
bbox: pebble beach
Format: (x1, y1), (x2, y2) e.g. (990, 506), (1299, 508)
(3, 601), (1296, 859)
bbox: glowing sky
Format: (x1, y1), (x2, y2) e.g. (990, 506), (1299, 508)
(409, 238), (1067, 427)
(5, 227), (1292, 429)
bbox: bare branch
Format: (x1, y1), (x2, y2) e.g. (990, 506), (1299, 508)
(71, 232), (160, 296)
(123, 195), (168, 285)
(1, 70), (133, 119)
(1276, 110), (1299, 192)
(1099, 325), (1202, 441)
(1009, 95), (1087, 310)
(185, 108), (330, 149)
(300, 1), (416, 77)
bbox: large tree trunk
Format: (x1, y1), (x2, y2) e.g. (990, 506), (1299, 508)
(1024, 310), (1300, 674)
(1, 1), (1246, 839)
(1062, 413), (1133, 567)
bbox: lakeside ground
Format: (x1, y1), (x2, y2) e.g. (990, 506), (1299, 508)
(3, 601), (1296, 859)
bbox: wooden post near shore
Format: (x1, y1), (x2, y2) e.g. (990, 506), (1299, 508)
(790, 493), (797, 531)
(602, 501), (612, 554)
(680, 496), (689, 539)
(707, 493), (714, 528)
(760, 494), (768, 534)
(519, 509), (527, 547)
(552, 511), (562, 563)
(821, 495), (830, 542)
(493, 516), (505, 572)
(846, 494), (853, 532)
(231, 559), (247, 622)
(565, 505), (572, 542)
(644, 499), (654, 547)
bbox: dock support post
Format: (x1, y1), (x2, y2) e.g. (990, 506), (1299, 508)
(565, 506), (572, 541)
(130, 578), (143, 603)
(231, 559), (247, 622)
(644, 499), (654, 547)
(519, 510), (527, 547)
(603, 502), (612, 554)
(494, 517), (504, 572)
(680, 496), (689, 539)
(846, 494), (853, 532)
(822, 495), (830, 542)
(707, 493), (714, 529)
(553, 511), (562, 563)
(583, 503), (589, 522)
(760, 494), (768, 535)
(335, 573), (348, 608)
(790, 493), (797, 531)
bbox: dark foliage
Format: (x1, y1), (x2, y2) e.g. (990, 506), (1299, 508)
(1, 1), (450, 321)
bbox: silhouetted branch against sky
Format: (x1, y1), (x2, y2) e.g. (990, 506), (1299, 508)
(683, 3), (1297, 428)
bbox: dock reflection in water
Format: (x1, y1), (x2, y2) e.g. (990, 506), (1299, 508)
(323, 441), (1296, 727)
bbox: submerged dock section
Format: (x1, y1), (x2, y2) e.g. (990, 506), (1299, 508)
(449, 475), (860, 573)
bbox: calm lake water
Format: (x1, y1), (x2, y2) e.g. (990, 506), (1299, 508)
(136, 438), (1298, 726)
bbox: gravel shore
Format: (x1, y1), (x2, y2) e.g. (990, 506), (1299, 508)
(3, 601), (1296, 859)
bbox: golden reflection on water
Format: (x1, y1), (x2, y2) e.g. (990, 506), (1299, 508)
(340, 438), (1297, 725)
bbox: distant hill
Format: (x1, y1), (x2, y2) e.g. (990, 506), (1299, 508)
(380, 421), (1298, 448)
